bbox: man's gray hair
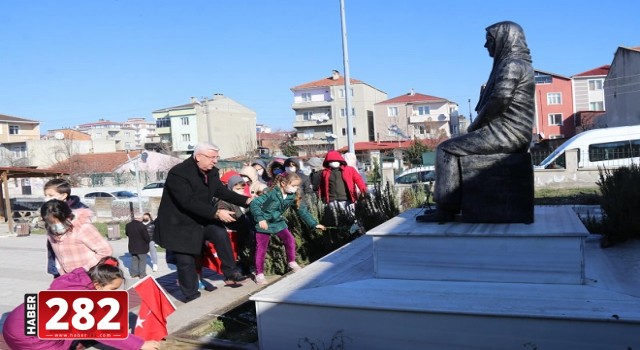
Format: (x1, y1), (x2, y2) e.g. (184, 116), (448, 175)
(194, 142), (220, 155)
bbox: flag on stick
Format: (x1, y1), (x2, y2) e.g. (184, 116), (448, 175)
(131, 276), (176, 341)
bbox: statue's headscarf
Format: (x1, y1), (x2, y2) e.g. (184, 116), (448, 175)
(476, 21), (532, 112)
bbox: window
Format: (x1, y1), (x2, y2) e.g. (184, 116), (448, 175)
(181, 134), (190, 142)
(339, 88), (353, 98)
(417, 106), (430, 115)
(534, 72), (552, 84)
(304, 129), (314, 139)
(302, 93), (312, 102)
(588, 79), (603, 91)
(418, 125), (426, 134)
(12, 145), (26, 158)
(181, 117), (189, 126)
(124, 132), (130, 137)
(547, 93), (562, 105)
(589, 101), (604, 111)
(548, 113), (562, 125)
(342, 127), (356, 136)
(589, 140), (639, 162)
(387, 107), (398, 117)
(340, 108), (356, 118)
(9, 125), (19, 135)
(302, 112), (313, 121)
(156, 118), (170, 128)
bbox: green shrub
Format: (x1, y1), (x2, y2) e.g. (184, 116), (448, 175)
(262, 185), (400, 276)
(596, 164), (640, 245)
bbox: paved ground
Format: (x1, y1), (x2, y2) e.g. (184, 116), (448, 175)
(0, 232), (269, 349)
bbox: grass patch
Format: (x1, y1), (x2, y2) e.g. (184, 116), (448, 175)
(534, 187), (600, 205)
(203, 301), (258, 343)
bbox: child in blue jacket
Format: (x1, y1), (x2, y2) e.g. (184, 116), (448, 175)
(249, 172), (325, 284)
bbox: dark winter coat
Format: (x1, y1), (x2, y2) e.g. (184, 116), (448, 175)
(250, 186), (318, 234)
(153, 156), (248, 255)
(319, 151), (368, 203)
(284, 157), (313, 194)
(125, 220), (150, 254)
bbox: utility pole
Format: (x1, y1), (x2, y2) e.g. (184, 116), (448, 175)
(340, 0), (355, 154)
(202, 97), (211, 142)
(468, 98), (473, 122)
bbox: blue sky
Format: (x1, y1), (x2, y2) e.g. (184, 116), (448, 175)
(1, 0), (638, 133)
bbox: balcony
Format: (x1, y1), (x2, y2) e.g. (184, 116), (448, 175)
(292, 115), (332, 128)
(293, 138), (332, 146)
(291, 100), (332, 109)
(410, 113), (449, 124)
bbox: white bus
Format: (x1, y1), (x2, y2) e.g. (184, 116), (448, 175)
(536, 125), (640, 169)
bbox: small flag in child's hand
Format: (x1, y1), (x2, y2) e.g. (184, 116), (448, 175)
(131, 276), (176, 341)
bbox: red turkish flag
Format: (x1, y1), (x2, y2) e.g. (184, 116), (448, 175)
(202, 230), (239, 274)
(131, 276), (176, 341)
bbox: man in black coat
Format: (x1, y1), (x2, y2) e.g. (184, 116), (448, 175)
(154, 142), (251, 302)
(125, 217), (150, 278)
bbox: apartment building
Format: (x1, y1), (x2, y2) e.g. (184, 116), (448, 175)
(291, 70), (387, 157)
(0, 114), (41, 166)
(152, 94), (257, 159)
(374, 90), (460, 141)
(570, 65), (609, 132)
(603, 47), (640, 127)
(533, 70), (575, 141)
(75, 119), (141, 151)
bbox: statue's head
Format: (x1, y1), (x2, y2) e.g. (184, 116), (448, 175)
(484, 21), (530, 62)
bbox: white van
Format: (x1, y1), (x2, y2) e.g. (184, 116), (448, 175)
(536, 125), (640, 169)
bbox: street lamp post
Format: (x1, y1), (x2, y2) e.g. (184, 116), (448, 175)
(339, 0), (355, 154)
(127, 152), (147, 217)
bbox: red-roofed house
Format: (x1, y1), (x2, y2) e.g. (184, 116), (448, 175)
(48, 151), (141, 186)
(602, 47), (640, 127)
(571, 64), (609, 114)
(291, 70), (387, 157)
(374, 90), (462, 141)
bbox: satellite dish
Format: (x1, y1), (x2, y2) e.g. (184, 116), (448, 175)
(54, 132), (64, 140)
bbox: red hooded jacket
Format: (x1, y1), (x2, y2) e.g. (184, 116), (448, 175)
(319, 150), (367, 203)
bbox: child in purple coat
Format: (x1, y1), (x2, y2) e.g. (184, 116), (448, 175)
(2, 257), (160, 350)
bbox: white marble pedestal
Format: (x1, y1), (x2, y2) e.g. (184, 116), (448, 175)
(251, 206), (640, 349)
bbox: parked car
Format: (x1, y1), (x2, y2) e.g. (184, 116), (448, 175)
(111, 191), (138, 199)
(82, 191), (118, 204)
(395, 166), (436, 184)
(140, 181), (165, 197)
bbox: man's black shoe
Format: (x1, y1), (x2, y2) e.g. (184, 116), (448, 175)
(201, 280), (217, 292)
(224, 272), (248, 286)
(184, 291), (202, 303)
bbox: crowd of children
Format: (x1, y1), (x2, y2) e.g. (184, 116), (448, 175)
(2, 151), (369, 348)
